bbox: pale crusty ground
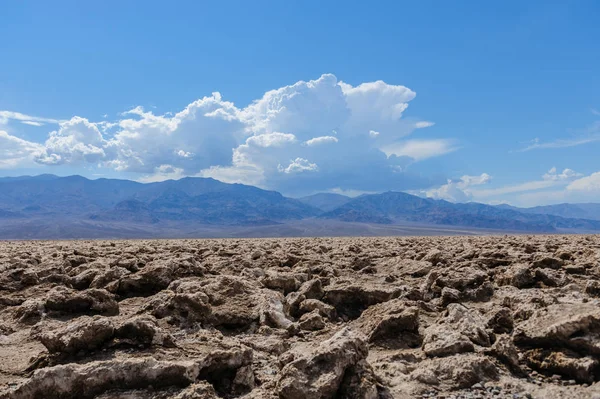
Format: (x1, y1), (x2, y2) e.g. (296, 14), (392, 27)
(1, 235), (600, 398)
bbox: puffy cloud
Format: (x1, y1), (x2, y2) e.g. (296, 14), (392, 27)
(108, 94), (246, 173)
(381, 139), (458, 161)
(0, 130), (43, 168)
(421, 173), (491, 203)
(242, 74), (420, 143)
(542, 167), (583, 181)
(195, 132), (297, 187)
(460, 173), (492, 186)
(35, 117), (107, 165)
(183, 74), (445, 193)
(247, 132), (296, 148)
(176, 150), (194, 158)
(278, 158), (318, 174)
(2, 74), (454, 195)
(304, 136), (338, 146)
(241, 74), (349, 139)
(339, 79), (415, 135)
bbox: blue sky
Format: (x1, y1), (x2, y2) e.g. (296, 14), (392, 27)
(1, 0), (599, 206)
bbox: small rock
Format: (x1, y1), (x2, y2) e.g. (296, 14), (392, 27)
(40, 316), (115, 355)
(298, 310), (325, 331)
(277, 328), (376, 398)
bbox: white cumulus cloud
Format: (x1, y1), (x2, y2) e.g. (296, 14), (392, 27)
(35, 117), (107, 165)
(420, 173), (492, 203)
(339, 79), (415, 134)
(107, 94), (246, 174)
(304, 136), (338, 146)
(278, 158), (319, 174)
(176, 150), (194, 158)
(247, 132), (296, 148)
(1, 74), (452, 195)
(542, 167), (583, 181)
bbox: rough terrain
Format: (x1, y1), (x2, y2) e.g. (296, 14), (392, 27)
(1, 235), (600, 398)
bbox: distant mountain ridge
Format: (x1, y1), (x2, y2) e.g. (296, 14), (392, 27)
(497, 203), (600, 221)
(0, 175), (319, 226)
(1, 174), (600, 238)
(298, 193), (351, 212)
(320, 191), (600, 232)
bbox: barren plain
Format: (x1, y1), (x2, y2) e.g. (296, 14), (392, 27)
(1, 235), (600, 399)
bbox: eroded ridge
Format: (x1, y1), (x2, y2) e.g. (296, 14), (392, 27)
(1, 235), (600, 398)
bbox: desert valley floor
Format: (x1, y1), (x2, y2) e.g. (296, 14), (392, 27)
(1, 235), (600, 398)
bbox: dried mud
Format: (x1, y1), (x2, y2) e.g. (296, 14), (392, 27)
(1, 235), (600, 398)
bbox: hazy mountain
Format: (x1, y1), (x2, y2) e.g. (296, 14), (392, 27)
(321, 191), (600, 232)
(497, 203), (600, 221)
(90, 199), (159, 224)
(2, 175), (600, 238)
(0, 174), (60, 183)
(0, 175), (320, 226)
(0, 209), (22, 219)
(298, 193), (352, 212)
(0, 175), (142, 215)
(99, 190), (319, 225)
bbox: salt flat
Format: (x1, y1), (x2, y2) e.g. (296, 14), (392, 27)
(1, 235), (600, 398)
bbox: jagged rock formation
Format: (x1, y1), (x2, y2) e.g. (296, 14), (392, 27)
(1, 235), (600, 398)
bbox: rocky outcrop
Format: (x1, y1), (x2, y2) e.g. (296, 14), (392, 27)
(115, 315), (175, 347)
(286, 278), (325, 317)
(422, 304), (492, 357)
(513, 303), (600, 352)
(354, 299), (421, 348)
(411, 354), (499, 389)
(276, 329), (378, 398)
(4, 350), (252, 399)
(40, 316), (115, 355)
(144, 290), (212, 326)
(323, 282), (405, 320)
(3, 235), (600, 398)
(525, 349), (598, 384)
(114, 258), (207, 297)
(44, 287), (119, 316)
(38, 315), (174, 357)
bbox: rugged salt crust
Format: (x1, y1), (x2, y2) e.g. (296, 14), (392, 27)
(0, 235), (599, 398)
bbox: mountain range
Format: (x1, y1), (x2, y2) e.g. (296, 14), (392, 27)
(1, 175), (599, 239)
(496, 203), (600, 221)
